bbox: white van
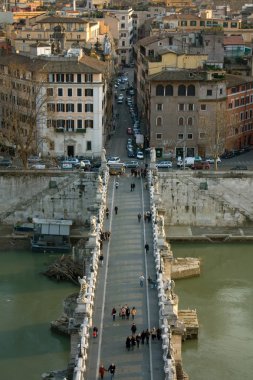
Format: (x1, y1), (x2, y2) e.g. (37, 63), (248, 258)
(177, 156), (202, 167)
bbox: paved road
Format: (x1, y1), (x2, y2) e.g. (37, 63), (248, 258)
(85, 175), (164, 379)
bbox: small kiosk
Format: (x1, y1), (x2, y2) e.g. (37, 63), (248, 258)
(31, 218), (72, 253)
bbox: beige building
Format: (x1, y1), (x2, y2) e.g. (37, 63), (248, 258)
(8, 15), (100, 54)
(135, 35), (226, 158)
(0, 49), (112, 158)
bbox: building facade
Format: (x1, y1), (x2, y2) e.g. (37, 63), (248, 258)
(0, 50), (112, 159)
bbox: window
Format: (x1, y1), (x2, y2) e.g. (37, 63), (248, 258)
(178, 104), (185, 111)
(57, 103), (65, 112)
(47, 88), (53, 96)
(187, 133), (193, 139)
(188, 104), (194, 111)
(77, 120), (83, 128)
(156, 84), (164, 96)
(223, 22), (228, 28)
(77, 103), (82, 112)
(66, 74), (74, 83)
(178, 85), (186, 96)
(47, 103), (55, 112)
(200, 21), (205, 26)
(66, 104), (74, 112)
(157, 103), (163, 111)
(207, 89), (212, 96)
(77, 35), (80, 39)
(187, 85), (195, 96)
(190, 21), (196, 26)
(201, 104), (206, 111)
(77, 88), (82, 96)
(85, 120), (94, 128)
(56, 74), (64, 82)
(85, 74), (93, 83)
(66, 120), (74, 130)
(87, 141), (92, 150)
(199, 132), (205, 139)
(228, 103), (233, 109)
(178, 117), (184, 126)
(187, 117), (193, 126)
(85, 89), (93, 96)
(234, 99), (239, 107)
(178, 133), (183, 139)
(219, 88), (223, 95)
(156, 117), (162, 126)
(121, 23), (125, 29)
(156, 133), (162, 139)
(56, 119), (65, 128)
(122, 15), (125, 20)
(68, 88), (72, 97)
(85, 104), (93, 112)
(77, 74), (82, 83)
(58, 88), (63, 96)
(240, 98), (245, 105)
(240, 112), (244, 121)
(165, 85), (173, 96)
(122, 40), (125, 47)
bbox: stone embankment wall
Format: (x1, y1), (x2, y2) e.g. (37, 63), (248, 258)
(158, 173), (253, 226)
(0, 171), (99, 225)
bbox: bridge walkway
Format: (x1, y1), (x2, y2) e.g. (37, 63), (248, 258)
(85, 173), (164, 379)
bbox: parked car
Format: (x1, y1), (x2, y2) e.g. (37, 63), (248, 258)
(191, 161), (210, 170)
(28, 156), (41, 163)
(30, 163), (46, 170)
(64, 158), (80, 167)
(124, 160), (139, 168)
(156, 161), (173, 168)
(136, 150), (144, 159)
(127, 149), (135, 158)
(0, 158), (12, 167)
(107, 156), (121, 164)
(230, 165), (248, 171)
(205, 157), (221, 164)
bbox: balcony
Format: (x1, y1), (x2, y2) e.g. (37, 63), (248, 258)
(76, 128), (86, 133)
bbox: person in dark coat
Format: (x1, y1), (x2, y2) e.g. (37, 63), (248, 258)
(114, 206), (118, 215)
(145, 329), (150, 344)
(144, 242), (149, 254)
(112, 307), (117, 321)
(131, 323), (137, 334)
(108, 363), (116, 379)
(126, 336), (131, 351)
(156, 327), (162, 340)
(141, 330), (146, 344)
(126, 306), (130, 320)
(131, 335), (136, 350)
(136, 333), (141, 348)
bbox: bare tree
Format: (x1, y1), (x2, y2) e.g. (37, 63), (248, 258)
(0, 63), (49, 168)
(199, 104), (233, 170)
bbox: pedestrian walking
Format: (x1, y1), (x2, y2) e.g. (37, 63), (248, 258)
(126, 306), (130, 320)
(106, 207), (109, 219)
(145, 329), (150, 344)
(120, 306), (126, 319)
(130, 183), (133, 191)
(99, 364), (106, 379)
(93, 326), (98, 338)
(141, 330), (146, 345)
(132, 183), (135, 191)
(131, 323), (137, 335)
(136, 333), (141, 348)
(99, 253), (104, 266)
(139, 274), (145, 287)
(137, 213), (141, 223)
(156, 327), (162, 340)
(112, 307), (117, 321)
(115, 181), (119, 189)
(131, 306), (136, 320)
(144, 242), (149, 254)
(126, 336), (131, 351)
(131, 335), (136, 350)
(114, 206), (118, 215)
(151, 327), (157, 341)
(108, 363), (116, 379)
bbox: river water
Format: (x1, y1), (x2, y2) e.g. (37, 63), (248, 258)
(172, 242), (253, 380)
(0, 249), (76, 379)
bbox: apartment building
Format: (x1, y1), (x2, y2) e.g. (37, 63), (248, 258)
(8, 15), (100, 53)
(0, 49), (111, 158)
(104, 7), (133, 65)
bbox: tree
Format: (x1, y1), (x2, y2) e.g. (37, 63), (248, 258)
(0, 63), (49, 168)
(199, 104), (233, 170)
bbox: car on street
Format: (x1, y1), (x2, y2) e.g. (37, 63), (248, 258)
(124, 160), (139, 168)
(107, 156), (121, 164)
(127, 149), (135, 158)
(191, 161), (210, 170)
(230, 165), (248, 171)
(136, 150), (144, 159)
(0, 158), (12, 167)
(62, 157), (80, 167)
(156, 161), (173, 168)
(205, 157), (221, 164)
(30, 163), (46, 170)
